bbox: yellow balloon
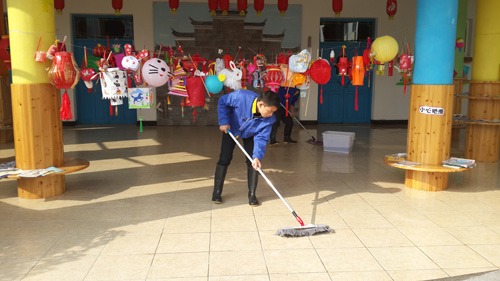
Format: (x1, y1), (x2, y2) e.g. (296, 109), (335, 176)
(371, 35), (399, 63)
(218, 74), (226, 82)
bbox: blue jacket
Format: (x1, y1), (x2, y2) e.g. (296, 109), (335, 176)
(277, 86), (300, 107)
(218, 89), (276, 160)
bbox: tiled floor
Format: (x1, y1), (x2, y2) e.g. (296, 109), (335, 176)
(0, 124), (500, 280)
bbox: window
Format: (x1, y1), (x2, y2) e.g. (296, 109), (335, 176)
(320, 20), (374, 42)
(74, 16), (133, 39)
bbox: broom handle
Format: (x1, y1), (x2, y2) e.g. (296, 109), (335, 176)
(228, 130), (304, 226)
(280, 103), (316, 141)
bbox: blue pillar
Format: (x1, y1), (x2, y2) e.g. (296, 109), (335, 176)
(413, 0), (459, 85)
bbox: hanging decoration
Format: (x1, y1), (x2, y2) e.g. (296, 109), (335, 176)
(81, 47), (98, 92)
(93, 44), (108, 58)
(34, 37), (46, 63)
(208, 0), (218, 16)
(334, 46), (348, 85)
(100, 68), (128, 101)
(237, 0), (248, 16)
(386, 0), (397, 20)
(128, 87), (154, 109)
(388, 59), (394, 76)
(398, 44), (412, 94)
(220, 0), (230, 15)
(218, 61), (243, 90)
(142, 58), (172, 88)
(54, 0), (64, 15)
(352, 55), (364, 111)
(254, 0), (264, 16)
(168, 62), (189, 97)
(310, 59), (332, 104)
(60, 92), (72, 121)
(289, 49), (311, 73)
(169, 0), (179, 14)
(264, 65), (285, 92)
(332, 0), (342, 17)
(112, 0), (123, 16)
(278, 0), (288, 16)
(370, 35), (399, 63)
(205, 74), (225, 94)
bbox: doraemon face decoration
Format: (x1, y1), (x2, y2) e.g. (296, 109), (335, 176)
(142, 58), (172, 87)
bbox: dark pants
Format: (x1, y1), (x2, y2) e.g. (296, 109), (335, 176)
(217, 132), (254, 168)
(271, 107), (293, 139)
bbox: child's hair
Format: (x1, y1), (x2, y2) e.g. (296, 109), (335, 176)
(258, 90), (281, 108)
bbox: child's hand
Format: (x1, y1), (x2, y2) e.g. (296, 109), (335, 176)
(219, 125), (230, 133)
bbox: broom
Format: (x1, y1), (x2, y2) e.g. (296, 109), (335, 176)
(280, 103), (322, 145)
(228, 130), (332, 237)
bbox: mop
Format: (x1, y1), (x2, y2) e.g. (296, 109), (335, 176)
(280, 103), (323, 145)
(228, 130), (332, 237)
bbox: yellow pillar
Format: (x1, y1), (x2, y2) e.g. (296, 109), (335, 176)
(7, 0), (65, 198)
(465, 0), (500, 162)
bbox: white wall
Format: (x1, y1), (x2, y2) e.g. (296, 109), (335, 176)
(52, 0), (474, 122)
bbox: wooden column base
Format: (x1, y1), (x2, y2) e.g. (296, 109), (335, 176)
(17, 175), (65, 199)
(405, 170), (449, 191)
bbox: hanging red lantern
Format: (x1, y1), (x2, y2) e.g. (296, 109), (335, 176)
(220, 0), (230, 15)
(254, 0), (264, 16)
(332, 0), (342, 17)
(310, 59), (332, 104)
(387, 0), (397, 20)
(93, 44), (108, 58)
(264, 65), (285, 92)
(237, 0), (248, 16)
(208, 0), (218, 16)
(112, 0), (123, 16)
(278, 0), (288, 16)
(54, 0), (64, 15)
(169, 0), (179, 14)
(48, 52), (81, 89)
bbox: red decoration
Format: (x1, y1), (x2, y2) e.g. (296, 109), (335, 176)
(278, 0), (288, 16)
(208, 0), (218, 16)
(112, 0), (123, 15)
(169, 0), (179, 14)
(332, 0), (342, 17)
(220, 0), (230, 15)
(222, 54), (234, 69)
(93, 44), (107, 58)
(237, 0), (248, 16)
(48, 52), (80, 89)
(60, 91), (73, 121)
(254, 0), (264, 16)
(335, 57), (348, 85)
(388, 59), (394, 76)
(54, 0), (64, 14)
(264, 65), (285, 92)
(387, 0), (397, 20)
(310, 59), (332, 104)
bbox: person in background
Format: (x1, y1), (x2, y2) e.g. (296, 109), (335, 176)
(269, 86), (300, 146)
(213, 89), (280, 206)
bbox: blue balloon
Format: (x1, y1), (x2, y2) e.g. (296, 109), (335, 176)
(205, 75), (223, 94)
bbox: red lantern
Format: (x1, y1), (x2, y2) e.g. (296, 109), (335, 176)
(169, 0), (179, 14)
(388, 59), (394, 76)
(310, 59), (332, 104)
(387, 0), (397, 20)
(220, 0), (229, 15)
(93, 44), (108, 58)
(278, 0), (288, 16)
(112, 0), (123, 16)
(264, 65), (285, 92)
(237, 0), (248, 16)
(335, 57), (348, 85)
(208, 0), (218, 16)
(54, 0), (64, 14)
(48, 52), (80, 89)
(254, 0), (264, 16)
(332, 0), (342, 17)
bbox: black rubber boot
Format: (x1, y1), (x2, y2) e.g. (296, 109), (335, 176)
(283, 125), (297, 143)
(247, 167), (259, 206)
(212, 164), (228, 204)
(269, 130), (279, 146)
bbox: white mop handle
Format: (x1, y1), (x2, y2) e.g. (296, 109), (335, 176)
(227, 131), (295, 213)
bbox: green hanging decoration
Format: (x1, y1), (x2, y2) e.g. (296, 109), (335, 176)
(139, 115), (143, 133)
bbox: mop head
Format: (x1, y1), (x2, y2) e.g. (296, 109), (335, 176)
(306, 139), (323, 145)
(276, 224), (333, 237)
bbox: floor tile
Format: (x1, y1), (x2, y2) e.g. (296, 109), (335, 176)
(469, 244), (500, 267)
(148, 252), (209, 279)
(369, 247), (439, 270)
(352, 228), (413, 247)
(387, 269), (449, 281)
(22, 256), (97, 281)
(209, 251), (267, 276)
(420, 245), (495, 269)
(270, 273), (331, 281)
(164, 216), (211, 233)
(445, 226), (500, 245)
(397, 226), (463, 246)
(101, 233), (161, 255)
(157, 232), (210, 253)
(339, 213), (393, 228)
(210, 231), (261, 251)
(263, 249), (326, 274)
(211, 275), (269, 281)
(259, 230), (313, 250)
(316, 248), (383, 272)
(309, 228), (364, 248)
(211, 215), (257, 232)
(0, 258), (39, 281)
(86, 254), (154, 280)
(328, 271), (393, 281)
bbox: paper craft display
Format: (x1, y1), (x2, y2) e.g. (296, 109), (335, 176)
(168, 63), (188, 97)
(218, 61), (242, 90)
(289, 49), (311, 73)
(48, 52), (81, 89)
(81, 68), (97, 92)
(142, 58), (171, 87)
(128, 87), (153, 109)
(186, 77), (205, 107)
(100, 68), (128, 100)
(264, 65), (285, 92)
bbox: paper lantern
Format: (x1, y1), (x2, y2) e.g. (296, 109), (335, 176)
(332, 0), (342, 17)
(387, 0), (397, 20)
(142, 58), (171, 87)
(93, 44), (108, 58)
(48, 52), (80, 89)
(371, 35), (398, 63)
(112, 0), (123, 16)
(352, 56), (364, 111)
(81, 68), (97, 92)
(220, 0), (230, 15)
(208, 0), (218, 16)
(54, 0), (64, 14)
(237, 0), (248, 16)
(254, 0), (264, 16)
(222, 54), (234, 69)
(205, 74), (225, 94)
(278, 0), (288, 16)
(169, 0), (179, 14)
(310, 59), (331, 104)
(335, 56), (349, 85)
(100, 68), (128, 100)
(186, 77), (205, 107)
(264, 65), (285, 92)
